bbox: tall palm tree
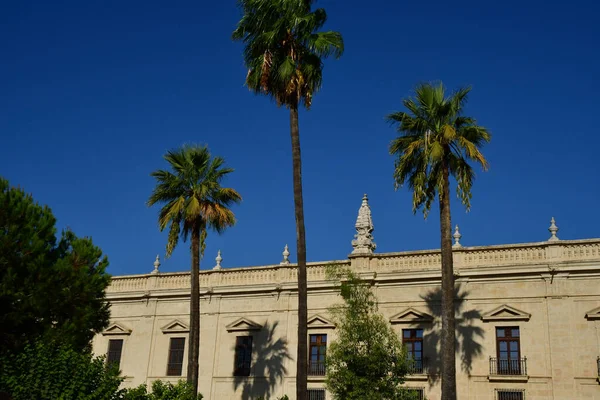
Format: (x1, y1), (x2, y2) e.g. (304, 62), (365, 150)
(387, 83), (491, 400)
(232, 1), (343, 399)
(147, 145), (242, 396)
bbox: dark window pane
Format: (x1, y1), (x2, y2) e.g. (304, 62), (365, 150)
(511, 328), (520, 337)
(499, 342), (507, 351)
(234, 336), (253, 376)
(496, 328), (505, 337)
(402, 329), (425, 373)
(107, 339), (124, 370)
(308, 335), (327, 376)
(167, 337), (185, 376)
(307, 389), (326, 400)
(498, 390), (523, 400)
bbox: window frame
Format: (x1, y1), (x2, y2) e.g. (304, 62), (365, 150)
(402, 328), (424, 372)
(233, 335), (253, 377)
(402, 387), (424, 400)
(495, 326), (521, 374)
(496, 389), (525, 400)
(308, 334), (327, 376)
(307, 388), (326, 400)
(166, 337), (186, 376)
(106, 339), (124, 369)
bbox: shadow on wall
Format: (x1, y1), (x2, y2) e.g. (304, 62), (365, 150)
(420, 285), (484, 386)
(233, 321), (291, 400)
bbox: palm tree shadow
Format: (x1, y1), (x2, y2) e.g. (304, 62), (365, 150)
(420, 285), (484, 386)
(233, 321), (291, 400)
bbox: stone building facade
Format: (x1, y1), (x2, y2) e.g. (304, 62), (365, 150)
(93, 196), (600, 400)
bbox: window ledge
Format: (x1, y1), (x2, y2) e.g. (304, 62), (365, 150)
(307, 375), (326, 382)
(405, 373), (429, 381)
(488, 374), (529, 382)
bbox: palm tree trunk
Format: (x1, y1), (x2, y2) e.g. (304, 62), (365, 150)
(188, 225), (201, 396)
(290, 104), (308, 400)
(439, 159), (456, 400)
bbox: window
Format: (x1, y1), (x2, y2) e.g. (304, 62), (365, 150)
(234, 336), (253, 376)
(401, 388), (424, 400)
(167, 337), (185, 376)
(402, 329), (424, 373)
(307, 389), (326, 400)
(107, 339), (123, 369)
(496, 327), (521, 375)
(497, 389), (524, 400)
(309, 334), (327, 376)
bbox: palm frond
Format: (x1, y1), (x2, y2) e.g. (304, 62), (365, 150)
(388, 82), (491, 214)
(148, 145), (242, 258)
(233, 0), (343, 109)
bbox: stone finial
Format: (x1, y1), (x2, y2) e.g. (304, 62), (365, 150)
(280, 244), (290, 265)
(213, 250), (223, 270)
(151, 255), (160, 274)
(351, 194), (376, 255)
(548, 217), (559, 242)
(453, 225), (462, 248)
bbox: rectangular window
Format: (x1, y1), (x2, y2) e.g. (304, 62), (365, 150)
(496, 327), (521, 375)
(234, 336), (253, 376)
(497, 389), (524, 400)
(309, 334), (327, 376)
(106, 339), (123, 369)
(167, 337), (185, 376)
(402, 329), (424, 374)
(307, 389), (326, 400)
(402, 388), (424, 400)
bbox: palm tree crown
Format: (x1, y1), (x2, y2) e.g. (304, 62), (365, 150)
(232, 0), (344, 108)
(147, 145), (242, 256)
(387, 82), (491, 215)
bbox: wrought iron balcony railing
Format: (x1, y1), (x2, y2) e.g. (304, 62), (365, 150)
(407, 358), (428, 375)
(308, 360), (326, 376)
(489, 357), (527, 376)
(597, 356), (600, 377)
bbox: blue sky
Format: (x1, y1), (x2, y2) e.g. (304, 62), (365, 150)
(1, 0), (598, 275)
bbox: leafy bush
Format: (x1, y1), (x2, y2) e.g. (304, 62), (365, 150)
(0, 340), (123, 400)
(122, 380), (202, 400)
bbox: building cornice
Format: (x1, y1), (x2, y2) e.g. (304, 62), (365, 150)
(106, 239), (600, 300)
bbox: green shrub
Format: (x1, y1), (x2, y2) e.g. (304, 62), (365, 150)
(0, 340), (123, 400)
(122, 380), (202, 400)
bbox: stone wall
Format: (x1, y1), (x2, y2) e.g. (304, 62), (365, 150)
(93, 238), (600, 400)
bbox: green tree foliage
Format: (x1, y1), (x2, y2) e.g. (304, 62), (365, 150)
(122, 380), (203, 400)
(147, 145), (241, 396)
(0, 340), (123, 400)
(0, 177), (110, 352)
(233, 3), (343, 399)
(325, 270), (418, 400)
(387, 82), (491, 400)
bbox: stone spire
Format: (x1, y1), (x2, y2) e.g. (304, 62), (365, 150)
(351, 194), (376, 255)
(151, 255), (161, 274)
(280, 244), (290, 265)
(453, 225), (462, 248)
(548, 217), (560, 242)
(213, 250), (223, 270)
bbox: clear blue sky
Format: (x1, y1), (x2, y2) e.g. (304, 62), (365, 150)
(2, 0), (598, 276)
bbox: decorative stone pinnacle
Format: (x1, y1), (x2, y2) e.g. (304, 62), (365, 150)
(548, 217), (559, 242)
(280, 244), (290, 265)
(453, 225), (462, 248)
(351, 193), (376, 255)
(151, 255), (160, 274)
(213, 250), (222, 270)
